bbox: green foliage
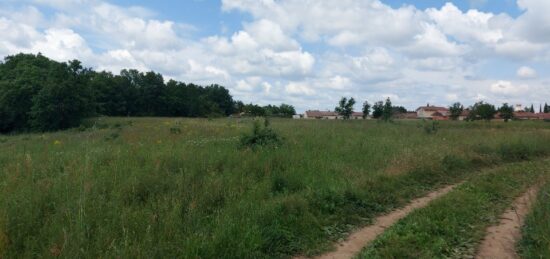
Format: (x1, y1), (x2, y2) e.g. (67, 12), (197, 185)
(498, 103), (515, 122)
(362, 101), (371, 118)
(449, 102), (464, 120)
(240, 118), (283, 148)
(520, 181), (550, 259)
(468, 101), (497, 121)
(422, 120), (439, 134)
(335, 97), (356, 119)
(382, 97), (393, 122)
(0, 54), (94, 132)
(544, 103), (549, 113)
(372, 101), (384, 119)
(0, 118), (549, 258)
(360, 159), (547, 259)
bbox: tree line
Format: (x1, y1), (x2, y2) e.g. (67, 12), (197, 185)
(336, 97), (549, 122)
(0, 53), (295, 133)
(336, 97), (406, 121)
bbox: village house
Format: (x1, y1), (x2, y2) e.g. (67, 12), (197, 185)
(513, 112), (542, 120)
(416, 105), (449, 119)
(394, 112), (418, 120)
(303, 110), (340, 119)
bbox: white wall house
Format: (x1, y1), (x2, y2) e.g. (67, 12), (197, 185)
(416, 105), (449, 119)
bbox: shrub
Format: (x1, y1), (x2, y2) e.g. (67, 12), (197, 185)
(170, 127), (182, 134)
(240, 118), (282, 149)
(421, 120), (439, 134)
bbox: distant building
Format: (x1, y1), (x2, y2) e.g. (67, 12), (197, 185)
(514, 104), (524, 112)
(304, 110), (340, 119)
(350, 112), (365, 119)
(416, 105), (449, 119)
(394, 112), (418, 120)
(514, 112), (540, 120)
(458, 109), (470, 121)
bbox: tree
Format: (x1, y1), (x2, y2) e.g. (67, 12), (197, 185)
(278, 104), (296, 117)
(372, 101), (384, 119)
(448, 102), (464, 120)
(530, 104), (535, 113)
(0, 54), (94, 132)
(468, 101), (496, 121)
(391, 106), (407, 114)
(362, 101), (371, 119)
(545, 103), (549, 113)
(498, 103), (514, 122)
(335, 97), (355, 119)
(382, 97), (393, 121)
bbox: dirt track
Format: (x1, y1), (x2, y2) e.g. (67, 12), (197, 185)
(299, 183), (460, 259)
(475, 186), (540, 259)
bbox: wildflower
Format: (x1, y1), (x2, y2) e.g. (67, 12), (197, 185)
(53, 140), (61, 145)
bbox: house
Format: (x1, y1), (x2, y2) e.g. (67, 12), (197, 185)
(351, 112), (365, 119)
(431, 111), (449, 121)
(416, 105), (449, 119)
(458, 109), (470, 121)
(539, 113), (550, 121)
(513, 112), (540, 120)
(394, 112), (418, 120)
(292, 114), (303, 119)
(304, 110), (340, 119)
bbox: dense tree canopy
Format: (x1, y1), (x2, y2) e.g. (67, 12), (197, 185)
(498, 103), (514, 122)
(0, 53), (293, 133)
(468, 101), (496, 121)
(448, 102), (464, 121)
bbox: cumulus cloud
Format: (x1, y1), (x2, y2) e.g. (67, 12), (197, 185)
(1, 0), (549, 111)
(490, 80), (529, 95)
(517, 66), (537, 79)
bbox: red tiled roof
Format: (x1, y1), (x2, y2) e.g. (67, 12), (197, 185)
(539, 113), (550, 120)
(395, 112), (417, 119)
(305, 110), (338, 117)
(351, 112), (364, 116)
(416, 106), (449, 112)
(514, 112), (539, 119)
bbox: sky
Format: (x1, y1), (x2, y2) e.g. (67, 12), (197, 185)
(1, 0), (549, 112)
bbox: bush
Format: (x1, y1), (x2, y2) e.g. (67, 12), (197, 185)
(240, 118), (282, 149)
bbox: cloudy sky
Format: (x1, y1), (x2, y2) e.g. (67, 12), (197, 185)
(1, 0), (549, 112)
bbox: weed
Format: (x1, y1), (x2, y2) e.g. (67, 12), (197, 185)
(240, 118), (282, 149)
(169, 127), (182, 134)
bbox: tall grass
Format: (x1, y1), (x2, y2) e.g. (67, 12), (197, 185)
(0, 118), (548, 258)
(519, 179), (550, 258)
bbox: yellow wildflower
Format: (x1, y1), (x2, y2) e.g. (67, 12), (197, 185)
(53, 140), (61, 145)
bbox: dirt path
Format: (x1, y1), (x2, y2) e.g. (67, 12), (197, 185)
(475, 186), (540, 259)
(299, 183), (460, 259)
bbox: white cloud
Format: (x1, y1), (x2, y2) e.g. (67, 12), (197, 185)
(517, 66), (537, 79)
(490, 80), (529, 96)
(1, 0), (549, 112)
(285, 82), (315, 96)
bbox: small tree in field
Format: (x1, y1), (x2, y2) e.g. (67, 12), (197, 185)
(362, 101), (371, 119)
(372, 101), (383, 119)
(499, 103), (514, 122)
(382, 97), (393, 121)
(448, 102), (463, 120)
(335, 97), (355, 119)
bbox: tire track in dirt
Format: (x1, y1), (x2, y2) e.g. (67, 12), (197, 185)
(297, 183), (460, 259)
(475, 186), (540, 259)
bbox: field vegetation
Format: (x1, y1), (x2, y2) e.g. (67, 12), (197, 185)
(0, 118), (549, 258)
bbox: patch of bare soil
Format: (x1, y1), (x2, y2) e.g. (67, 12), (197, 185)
(475, 186), (540, 259)
(298, 183), (460, 259)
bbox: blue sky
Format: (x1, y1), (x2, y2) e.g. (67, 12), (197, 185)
(0, 0), (549, 111)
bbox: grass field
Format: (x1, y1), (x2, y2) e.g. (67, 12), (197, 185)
(520, 177), (550, 259)
(0, 118), (549, 258)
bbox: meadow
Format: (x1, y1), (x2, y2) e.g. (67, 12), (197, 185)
(0, 118), (549, 258)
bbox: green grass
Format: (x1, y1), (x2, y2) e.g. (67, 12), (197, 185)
(0, 118), (549, 258)
(358, 159), (550, 259)
(519, 179), (550, 258)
